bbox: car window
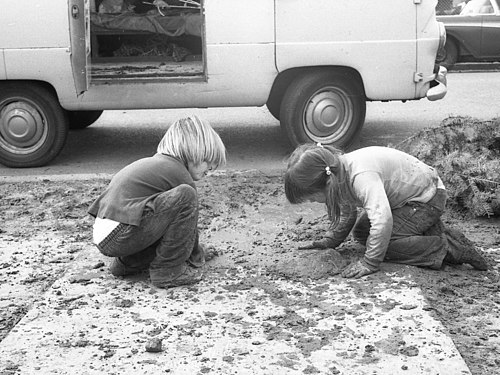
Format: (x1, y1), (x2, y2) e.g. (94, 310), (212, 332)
(461, 0), (494, 14)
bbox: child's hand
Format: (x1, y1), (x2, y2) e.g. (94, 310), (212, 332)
(298, 237), (341, 250)
(341, 259), (378, 279)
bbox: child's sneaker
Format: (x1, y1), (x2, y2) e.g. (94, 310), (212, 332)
(150, 263), (204, 288)
(109, 257), (148, 277)
(187, 243), (206, 268)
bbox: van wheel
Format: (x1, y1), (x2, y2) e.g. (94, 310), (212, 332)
(0, 83), (68, 167)
(280, 70), (366, 149)
(68, 110), (103, 130)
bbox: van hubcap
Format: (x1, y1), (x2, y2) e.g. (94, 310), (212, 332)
(303, 88), (353, 143)
(0, 102), (45, 150)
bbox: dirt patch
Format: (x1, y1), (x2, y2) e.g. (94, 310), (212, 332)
(1, 169), (499, 374)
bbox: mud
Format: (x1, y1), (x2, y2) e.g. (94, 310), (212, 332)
(1, 170), (499, 374)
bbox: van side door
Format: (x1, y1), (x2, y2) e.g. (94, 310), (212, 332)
(69, 0), (90, 94)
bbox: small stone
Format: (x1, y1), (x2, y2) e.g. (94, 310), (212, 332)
(145, 338), (163, 353)
(364, 344), (376, 352)
(400, 345), (419, 357)
(400, 304), (417, 310)
(115, 298), (134, 308)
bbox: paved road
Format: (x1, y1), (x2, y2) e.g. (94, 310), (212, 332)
(1, 70), (500, 178)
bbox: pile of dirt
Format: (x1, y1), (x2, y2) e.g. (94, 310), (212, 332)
(395, 116), (500, 217)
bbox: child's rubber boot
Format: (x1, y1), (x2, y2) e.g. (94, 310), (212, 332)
(443, 227), (488, 270)
(459, 247), (488, 270)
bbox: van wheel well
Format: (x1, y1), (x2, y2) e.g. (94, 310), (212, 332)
(266, 69), (302, 120)
(1, 80), (60, 99)
(266, 67), (364, 121)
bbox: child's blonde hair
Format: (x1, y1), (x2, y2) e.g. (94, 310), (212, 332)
(157, 115), (226, 169)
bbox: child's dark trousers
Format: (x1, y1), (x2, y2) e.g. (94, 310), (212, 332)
(96, 184), (198, 275)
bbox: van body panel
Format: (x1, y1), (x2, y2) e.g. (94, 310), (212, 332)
(275, 0), (419, 100)
(4, 49), (75, 94)
(0, 51), (6, 80)
(275, 0), (416, 44)
(0, 0), (70, 49)
(274, 41), (418, 100)
(204, 0), (274, 45)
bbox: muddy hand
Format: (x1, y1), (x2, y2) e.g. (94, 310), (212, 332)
(298, 237), (338, 250)
(341, 260), (378, 279)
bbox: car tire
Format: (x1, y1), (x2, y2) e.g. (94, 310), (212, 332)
(67, 110), (104, 130)
(438, 39), (458, 68)
(0, 83), (68, 168)
(279, 69), (366, 149)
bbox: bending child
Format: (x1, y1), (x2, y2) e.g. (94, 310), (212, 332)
(284, 144), (488, 279)
(88, 115), (226, 288)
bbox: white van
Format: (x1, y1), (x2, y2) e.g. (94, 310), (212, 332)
(0, 0), (447, 167)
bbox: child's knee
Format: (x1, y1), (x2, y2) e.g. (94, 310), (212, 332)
(176, 184), (196, 199)
(168, 184), (198, 212)
(158, 184), (197, 205)
(175, 184), (198, 207)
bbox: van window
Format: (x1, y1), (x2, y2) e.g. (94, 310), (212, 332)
(90, 0), (204, 80)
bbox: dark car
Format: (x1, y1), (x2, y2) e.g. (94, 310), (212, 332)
(436, 0), (500, 67)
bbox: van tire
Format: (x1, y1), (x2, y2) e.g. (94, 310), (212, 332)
(0, 83), (68, 168)
(68, 110), (104, 130)
(279, 69), (366, 149)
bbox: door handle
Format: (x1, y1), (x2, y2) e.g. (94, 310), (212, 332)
(72, 5), (80, 19)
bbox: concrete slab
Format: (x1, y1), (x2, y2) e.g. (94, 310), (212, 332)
(0, 246), (471, 375)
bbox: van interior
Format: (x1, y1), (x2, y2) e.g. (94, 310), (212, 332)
(90, 0), (204, 81)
